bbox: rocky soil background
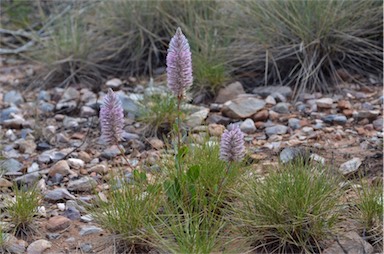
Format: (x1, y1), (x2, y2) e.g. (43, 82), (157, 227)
(0, 57), (383, 254)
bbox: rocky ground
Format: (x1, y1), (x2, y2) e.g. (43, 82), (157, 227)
(0, 58), (383, 254)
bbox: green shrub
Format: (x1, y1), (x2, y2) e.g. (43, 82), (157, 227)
(232, 160), (343, 253)
(354, 179), (383, 249)
(230, 0), (383, 96)
(90, 171), (162, 253)
(151, 140), (244, 253)
(6, 184), (41, 237)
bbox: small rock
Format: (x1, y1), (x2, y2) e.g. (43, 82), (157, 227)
(101, 145), (121, 159)
(4, 90), (24, 105)
(39, 102), (55, 113)
(240, 118), (256, 134)
(15, 139), (36, 154)
(79, 226), (103, 236)
(57, 203), (66, 211)
(56, 87), (79, 111)
(46, 215), (71, 232)
(81, 214), (94, 223)
(271, 92), (287, 103)
(253, 86), (292, 98)
(27, 162), (39, 173)
(14, 172), (40, 186)
(252, 109), (269, 122)
(62, 116), (80, 130)
(3, 233), (28, 253)
(186, 108), (210, 127)
(64, 207), (81, 220)
(265, 125), (288, 136)
(80, 106), (96, 117)
(67, 158), (85, 170)
(301, 127), (314, 136)
(149, 138), (164, 150)
(337, 100), (352, 109)
(80, 243), (93, 253)
(1, 158), (23, 172)
(316, 98), (333, 109)
(322, 231), (373, 254)
(206, 114), (232, 125)
(339, 158), (362, 175)
(272, 102), (290, 114)
(372, 118), (383, 131)
(288, 118), (301, 130)
(87, 164), (108, 174)
(279, 147), (310, 164)
(44, 188), (76, 201)
(322, 114), (347, 125)
(48, 160), (71, 177)
(27, 239), (52, 254)
(208, 123), (226, 136)
(0, 177), (13, 187)
(265, 95), (276, 105)
(222, 97), (266, 119)
(355, 110), (380, 121)
(67, 176), (97, 192)
(215, 81), (245, 103)
(106, 78), (123, 88)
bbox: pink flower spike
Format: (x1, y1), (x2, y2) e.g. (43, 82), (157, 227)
(166, 27), (193, 98)
(99, 88), (124, 145)
(220, 124), (245, 162)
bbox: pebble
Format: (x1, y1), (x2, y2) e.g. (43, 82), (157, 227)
(101, 145), (120, 159)
(56, 87), (79, 111)
(26, 239), (52, 254)
(316, 98), (333, 109)
(265, 95), (276, 105)
(67, 158), (85, 170)
(288, 118), (301, 130)
(186, 108), (210, 127)
(0, 177), (13, 187)
(339, 157), (362, 175)
(80, 214), (94, 223)
(44, 188), (76, 201)
(57, 203), (66, 211)
(27, 162), (39, 173)
(279, 147), (309, 164)
(48, 160), (72, 177)
(208, 123), (226, 136)
(87, 164), (108, 174)
(372, 118), (383, 131)
(14, 172), (40, 186)
(206, 114), (232, 125)
(15, 139), (36, 154)
(323, 231), (373, 254)
(215, 81), (245, 103)
(272, 102), (290, 114)
(4, 90), (24, 105)
(64, 206), (81, 220)
(2, 233), (28, 253)
(240, 118), (256, 134)
(222, 97), (266, 119)
(80, 243), (93, 253)
(1, 158), (23, 172)
(265, 125), (288, 136)
(79, 226), (103, 236)
(253, 86), (292, 98)
(106, 78), (123, 88)
(252, 109), (269, 122)
(67, 176), (97, 192)
(46, 215), (71, 232)
(80, 106), (96, 117)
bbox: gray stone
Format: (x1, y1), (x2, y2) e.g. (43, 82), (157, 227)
(265, 95), (276, 105)
(4, 90), (24, 105)
(272, 102), (290, 114)
(301, 127), (314, 136)
(323, 231), (373, 254)
(26, 239), (52, 254)
(79, 226), (103, 236)
(44, 188), (76, 201)
(14, 172), (40, 186)
(66, 200), (87, 213)
(361, 102), (373, 110)
(339, 158), (362, 175)
(279, 147), (309, 164)
(3, 233), (28, 253)
(38, 90), (51, 101)
(206, 114), (232, 125)
(0, 106), (20, 122)
(118, 94), (139, 115)
(322, 114), (347, 125)
(372, 118), (383, 131)
(101, 145), (120, 159)
(265, 125), (288, 136)
(80, 243), (93, 253)
(56, 87), (79, 111)
(316, 98), (333, 109)
(355, 110), (380, 120)
(80, 106), (96, 117)
(271, 92), (287, 103)
(186, 108), (210, 127)
(64, 206), (81, 220)
(39, 102), (54, 113)
(1, 158), (23, 172)
(63, 116), (80, 130)
(215, 81), (245, 103)
(106, 78), (123, 88)
(240, 118), (256, 134)
(253, 86), (292, 98)
(67, 176), (97, 192)
(27, 163), (39, 173)
(222, 97), (266, 119)
(81, 214), (94, 223)
(288, 118), (301, 130)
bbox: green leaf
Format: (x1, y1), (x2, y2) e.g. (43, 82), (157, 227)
(187, 165), (200, 182)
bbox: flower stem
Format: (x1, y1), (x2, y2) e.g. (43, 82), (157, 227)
(116, 143), (134, 171)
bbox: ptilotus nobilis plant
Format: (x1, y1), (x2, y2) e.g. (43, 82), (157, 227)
(220, 124), (245, 162)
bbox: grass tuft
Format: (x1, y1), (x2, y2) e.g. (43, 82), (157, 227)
(6, 184), (41, 238)
(232, 160), (344, 253)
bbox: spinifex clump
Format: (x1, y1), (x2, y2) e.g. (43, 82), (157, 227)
(166, 27), (193, 151)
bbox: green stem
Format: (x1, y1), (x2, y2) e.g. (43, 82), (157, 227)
(116, 143), (134, 171)
(177, 95), (182, 153)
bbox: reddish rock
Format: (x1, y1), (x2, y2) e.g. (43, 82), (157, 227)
(46, 216), (70, 232)
(268, 110), (280, 121)
(252, 109), (269, 121)
(48, 160), (71, 177)
(255, 121), (264, 129)
(299, 119), (311, 127)
(338, 100), (352, 109)
(342, 109), (354, 117)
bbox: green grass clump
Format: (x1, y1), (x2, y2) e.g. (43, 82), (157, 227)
(151, 140), (244, 253)
(137, 94), (182, 137)
(230, 0), (383, 96)
(232, 160), (343, 253)
(7, 184), (41, 237)
(90, 171), (162, 253)
(354, 179), (383, 249)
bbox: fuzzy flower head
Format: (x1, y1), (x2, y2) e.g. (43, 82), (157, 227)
(220, 124), (245, 162)
(166, 27), (193, 98)
(99, 88), (124, 145)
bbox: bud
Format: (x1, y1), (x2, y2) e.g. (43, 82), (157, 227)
(220, 124), (245, 162)
(166, 27), (193, 98)
(99, 89), (124, 145)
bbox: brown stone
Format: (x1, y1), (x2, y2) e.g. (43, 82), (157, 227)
(208, 124), (226, 137)
(149, 138), (164, 150)
(215, 81), (245, 104)
(268, 110), (280, 121)
(252, 109), (269, 122)
(46, 216), (70, 232)
(78, 151), (91, 163)
(48, 160), (71, 177)
(338, 100), (352, 109)
(343, 109), (354, 117)
(255, 121), (264, 129)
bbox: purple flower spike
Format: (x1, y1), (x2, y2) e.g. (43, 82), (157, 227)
(166, 27), (193, 98)
(220, 124), (245, 162)
(99, 88), (124, 145)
